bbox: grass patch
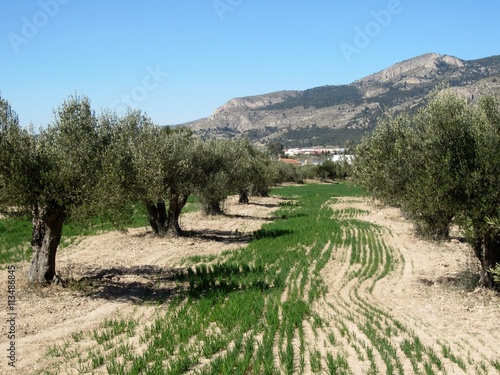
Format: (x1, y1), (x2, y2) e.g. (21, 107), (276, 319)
(0, 214), (32, 265)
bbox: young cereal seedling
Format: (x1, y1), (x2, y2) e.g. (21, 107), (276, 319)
(326, 352), (349, 375)
(71, 331), (84, 342)
(492, 359), (500, 371)
(310, 350), (322, 373)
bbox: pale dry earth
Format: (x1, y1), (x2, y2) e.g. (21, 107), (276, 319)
(314, 198), (500, 374)
(0, 193), (498, 374)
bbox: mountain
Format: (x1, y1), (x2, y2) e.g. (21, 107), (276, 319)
(181, 53), (500, 147)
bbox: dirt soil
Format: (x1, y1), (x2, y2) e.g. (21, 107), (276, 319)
(317, 197), (500, 374)
(1, 194), (499, 374)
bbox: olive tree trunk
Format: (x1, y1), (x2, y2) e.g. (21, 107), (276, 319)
(145, 200), (168, 235)
(28, 206), (66, 285)
(164, 192), (189, 236)
(473, 232), (500, 289)
(204, 200), (224, 215)
(145, 193), (189, 236)
(239, 190), (249, 204)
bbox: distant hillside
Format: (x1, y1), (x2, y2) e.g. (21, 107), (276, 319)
(182, 53), (500, 147)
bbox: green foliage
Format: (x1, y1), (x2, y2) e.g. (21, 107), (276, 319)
(98, 111), (196, 234)
(41, 95), (105, 215)
(0, 93), (107, 219)
(0, 96), (37, 211)
(355, 88), (486, 238)
(354, 88), (500, 286)
(262, 85), (363, 110)
(267, 141), (285, 158)
(0, 215), (31, 265)
(193, 138), (274, 214)
(316, 160), (343, 181)
(277, 126), (370, 148)
(100, 111), (186, 206)
(102, 109), (167, 206)
(273, 161), (302, 183)
(193, 138), (240, 214)
(492, 263), (500, 286)
(353, 113), (414, 207)
(408, 89), (478, 238)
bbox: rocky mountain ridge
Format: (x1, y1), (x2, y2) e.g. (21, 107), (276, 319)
(182, 53), (500, 147)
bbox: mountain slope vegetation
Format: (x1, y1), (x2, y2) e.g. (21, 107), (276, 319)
(183, 53), (500, 147)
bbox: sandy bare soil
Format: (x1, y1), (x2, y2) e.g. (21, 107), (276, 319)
(314, 197), (500, 374)
(1, 194), (499, 374)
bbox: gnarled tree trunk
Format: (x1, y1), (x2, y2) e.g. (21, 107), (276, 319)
(145, 193), (189, 237)
(239, 190), (249, 204)
(145, 200), (168, 235)
(473, 231), (500, 289)
(29, 205), (66, 285)
(204, 200), (224, 216)
(164, 192), (189, 236)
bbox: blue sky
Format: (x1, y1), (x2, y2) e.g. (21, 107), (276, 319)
(1, 0), (499, 127)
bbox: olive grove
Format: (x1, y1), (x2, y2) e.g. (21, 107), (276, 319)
(0, 94), (275, 285)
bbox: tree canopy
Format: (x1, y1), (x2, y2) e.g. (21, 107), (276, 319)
(353, 88), (500, 288)
(1, 94), (106, 284)
(0, 93), (277, 285)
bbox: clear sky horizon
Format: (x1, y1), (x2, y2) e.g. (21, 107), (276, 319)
(1, 0), (499, 128)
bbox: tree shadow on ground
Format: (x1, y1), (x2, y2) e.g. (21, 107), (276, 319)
(185, 224), (293, 243)
(184, 262), (281, 299)
(66, 265), (186, 304)
(221, 212), (277, 221)
(252, 228), (293, 240)
(246, 201), (281, 208)
(65, 261), (280, 304)
(184, 229), (254, 244)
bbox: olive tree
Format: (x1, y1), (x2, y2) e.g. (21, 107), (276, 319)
(101, 110), (194, 236)
(355, 91), (477, 238)
(0, 94), (105, 285)
(267, 141), (285, 159)
(462, 95), (500, 287)
(193, 138), (236, 215)
(405, 90), (477, 238)
(158, 127), (196, 235)
(231, 140), (274, 203)
(354, 88), (500, 288)
(98, 109), (165, 233)
(316, 160), (342, 182)
(353, 113), (415, 207)
(193, 139), (274, 214)
(249, 149), (277, 197)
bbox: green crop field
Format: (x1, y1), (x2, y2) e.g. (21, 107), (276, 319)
(11, 183), (500, 374)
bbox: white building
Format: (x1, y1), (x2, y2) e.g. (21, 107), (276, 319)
(331, 154), (354, 164)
